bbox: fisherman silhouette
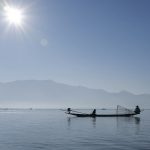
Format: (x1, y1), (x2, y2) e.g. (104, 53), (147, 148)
(134, 106), (141, 114)
(67, 108), (71, 114)
(91, 109), (96, 117)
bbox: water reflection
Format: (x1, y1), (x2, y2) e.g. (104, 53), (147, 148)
(116, 116), (141, 135)
(67, 117), (71, 127)
(134, 117), (140, 124)
(116, 116), (141, 125)
(134, 117), (141, 134)
(67, 116), (97, 128)
(92, 117), (96, 127)
(67, 116), (141, 128)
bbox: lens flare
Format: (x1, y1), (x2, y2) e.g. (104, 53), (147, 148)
(4, 5), (24, 26)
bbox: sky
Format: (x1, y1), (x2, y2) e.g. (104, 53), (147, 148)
(0, 0), (150, 94)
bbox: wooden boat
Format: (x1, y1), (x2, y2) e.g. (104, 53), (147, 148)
(66, 112), (136, 117)
(64, 105), (141, 117)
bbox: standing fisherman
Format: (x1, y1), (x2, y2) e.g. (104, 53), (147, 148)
(67, 108), (71, 114)
(134, 105), (141, 114)
(91, 109), (96, 117)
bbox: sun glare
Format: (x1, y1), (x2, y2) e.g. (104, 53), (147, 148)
(4, 5), (24, 26)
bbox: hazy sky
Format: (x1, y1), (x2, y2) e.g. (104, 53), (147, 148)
(0, 0), (150, 94)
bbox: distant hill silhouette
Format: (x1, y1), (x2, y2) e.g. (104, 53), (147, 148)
(0, 80), (149, 108)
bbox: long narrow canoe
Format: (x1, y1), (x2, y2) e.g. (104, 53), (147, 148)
(67, 112), (136, 117)
(64, 105), (141, 117)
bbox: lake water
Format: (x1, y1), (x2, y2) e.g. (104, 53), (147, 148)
(0, 109), (150, 150)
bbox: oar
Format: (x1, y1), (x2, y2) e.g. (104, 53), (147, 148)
(71, 110), (89, 114)
(60, 108), (90, 115)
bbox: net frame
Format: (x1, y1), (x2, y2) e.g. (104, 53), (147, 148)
(116, 105), (134, 114)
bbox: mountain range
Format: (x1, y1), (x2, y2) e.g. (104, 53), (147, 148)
(0, 80), (149, 108)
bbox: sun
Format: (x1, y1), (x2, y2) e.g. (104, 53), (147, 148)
(4, 5), (24, 26)
(2, 2), (29, 35)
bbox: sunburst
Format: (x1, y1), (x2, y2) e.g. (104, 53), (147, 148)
(4, 5), (24, 26)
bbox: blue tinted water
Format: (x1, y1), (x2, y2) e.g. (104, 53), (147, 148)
(0, 109), (149, 150)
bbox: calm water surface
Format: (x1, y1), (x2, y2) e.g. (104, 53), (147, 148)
(0, 109), (150, 150)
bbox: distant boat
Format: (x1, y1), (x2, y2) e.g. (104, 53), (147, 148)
(63, 105), (141, 117)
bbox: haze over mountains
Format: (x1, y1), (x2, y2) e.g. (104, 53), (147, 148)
(0, 80), (149, 108)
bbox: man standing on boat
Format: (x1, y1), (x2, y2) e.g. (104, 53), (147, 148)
(91, 109), (96, 117)
(67, 108), (71, 114)
(134, 106), (141, 114)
